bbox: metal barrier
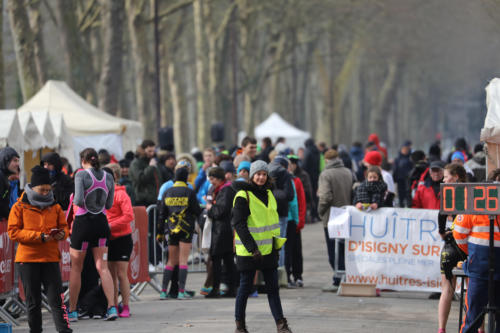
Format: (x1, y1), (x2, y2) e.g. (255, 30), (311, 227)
(133, 205), (206, 297)
(146, 204), (205, 274)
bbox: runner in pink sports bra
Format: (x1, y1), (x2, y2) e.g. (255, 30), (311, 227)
(68, 148), (118, 321)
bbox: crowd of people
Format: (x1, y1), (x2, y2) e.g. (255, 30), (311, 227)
(0, 132), (497, 333)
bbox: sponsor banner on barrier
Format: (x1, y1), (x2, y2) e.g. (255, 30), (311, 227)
(128, 207), (150, 284)
(330, 207), (442, 292)
(59, 239), (71, 283)
(0, 221), (14, 294)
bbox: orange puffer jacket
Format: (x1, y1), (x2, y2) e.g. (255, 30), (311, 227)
(8, 193), (69, 263)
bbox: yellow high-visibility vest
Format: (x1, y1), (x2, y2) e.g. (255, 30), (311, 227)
(233, 189), (280, 256)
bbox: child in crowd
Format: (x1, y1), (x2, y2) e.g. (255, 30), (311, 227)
(353, 166), (387, 211)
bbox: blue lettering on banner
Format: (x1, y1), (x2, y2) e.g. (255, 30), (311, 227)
(349, 213), (438, 241)
(420, 219), (437, 241)
(347, 253), (434, 267)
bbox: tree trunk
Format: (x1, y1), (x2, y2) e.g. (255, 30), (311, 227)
(332, 38), (363, 144)
(370, 58), (401, 142)
(203, 0), (217, 125)
(168, 63), (183, 154)
(98, 0), (125, 115)
(269, 32), (286, 118)
(54, 0), (95, 100)
(7, 0), (39, 101)
(26, 0), (47, 86)
(0, 0), (4, 108)
(193, 0), (207, 148)
(126, 0), (154, 138)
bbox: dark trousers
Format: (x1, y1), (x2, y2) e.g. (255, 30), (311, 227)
(324, 227), (344, 286)
(148, 208), (162, 265)
(18, 262), (72, 333)
(235, 268), (284, 322)
(462, 278), (500, 333)
(212, 252), (236, 293)
(285, 221), (303, 282)
(397, 182), (411, 207)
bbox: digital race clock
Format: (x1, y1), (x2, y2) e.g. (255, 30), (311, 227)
(440, 183), (500, 215)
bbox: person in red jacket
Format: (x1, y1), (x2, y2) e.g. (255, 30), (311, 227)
(104, 164), (134, 318)
(287, 157), (306, 288)
(411, 160), (445, 209)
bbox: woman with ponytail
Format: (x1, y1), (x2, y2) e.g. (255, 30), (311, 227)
(68, 148), (117, 321)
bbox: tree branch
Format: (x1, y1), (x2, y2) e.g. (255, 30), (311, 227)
(146, 0), (193, 23)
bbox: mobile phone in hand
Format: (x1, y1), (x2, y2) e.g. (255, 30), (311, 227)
(49, 228), (61, 237)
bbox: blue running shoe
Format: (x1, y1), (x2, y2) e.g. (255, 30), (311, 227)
(68, 311), (78, 322)
(177, 291), (193, 300)
(104, 306), (118, 321)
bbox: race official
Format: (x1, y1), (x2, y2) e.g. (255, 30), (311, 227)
(453, 175), (500, 333)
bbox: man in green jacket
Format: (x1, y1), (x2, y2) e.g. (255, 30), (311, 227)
(129, 139), (161, 207)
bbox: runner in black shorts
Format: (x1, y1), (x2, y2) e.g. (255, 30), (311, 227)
(68, 148), (118, 322)
(157, 167), (202, 300)
(104, 163), (135, 318)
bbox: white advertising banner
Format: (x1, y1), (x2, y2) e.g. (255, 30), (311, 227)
(332, 207), (443, 292)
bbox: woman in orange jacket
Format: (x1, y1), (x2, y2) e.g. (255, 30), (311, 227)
(105, 164), (134, 318)
(8, 166), (72, 333)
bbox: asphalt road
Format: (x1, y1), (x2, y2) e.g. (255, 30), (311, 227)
(12, 222), (459, 333)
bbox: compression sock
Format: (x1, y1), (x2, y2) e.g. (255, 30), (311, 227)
(178, 265), (188, 292)
(162, 265), (174, 290)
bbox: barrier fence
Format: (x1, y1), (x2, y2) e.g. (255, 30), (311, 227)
(0, 205), (156, 326)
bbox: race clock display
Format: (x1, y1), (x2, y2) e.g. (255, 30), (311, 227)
(440, 183), (500, 215)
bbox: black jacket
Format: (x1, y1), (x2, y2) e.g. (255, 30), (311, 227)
(158, 182), (202, 236)
(207, 182), (236, 256)
(0, 147), (19, 219)
(268, 162), (294, 217)
(353, 180), (387, 206)
(231, 181), (278, 272)
(303, 139), (320, 191)
(393, 152), (413, 185)
(41, 152), (74, 210)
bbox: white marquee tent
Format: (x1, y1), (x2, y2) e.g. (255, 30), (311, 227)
(481, 78), (500, 174)
(18, 112), (48, 151)
(0, 110), (25, 153)
(254, 113), (310, 152)
(18, 80), (143, 165)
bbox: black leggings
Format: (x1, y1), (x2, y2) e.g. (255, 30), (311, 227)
(212, 252), (236, 293)
(18, 262), (72, 333)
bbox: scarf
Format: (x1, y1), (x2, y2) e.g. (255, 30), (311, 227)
(24, 184), (55, 209)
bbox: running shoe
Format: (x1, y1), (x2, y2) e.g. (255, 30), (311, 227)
(119, 305), (130, 318)
(249, 290), (258, 298)
(160, 291), (170, 300)
(68, 311), (78, 322)
(104, 306), (118, 321)
(295, 279), (304, 288)
(177, 291), (193, 300)
(200, 286), (212, 296)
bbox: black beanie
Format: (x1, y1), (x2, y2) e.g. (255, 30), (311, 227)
(31, 165), (51, 187)
(208, 167), (225, 180)
(175, 167), (189, 182)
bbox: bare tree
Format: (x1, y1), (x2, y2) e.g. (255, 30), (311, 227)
(27, 0), (47, 86)
(7, 0), (39, 101)
(98, 0), (125, 115)
(54, 0), (95, 100)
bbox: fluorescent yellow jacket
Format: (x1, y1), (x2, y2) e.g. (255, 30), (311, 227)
(233, 189), (280, 256)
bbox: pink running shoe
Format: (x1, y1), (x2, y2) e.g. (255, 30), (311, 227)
(119, 305), (130, 318)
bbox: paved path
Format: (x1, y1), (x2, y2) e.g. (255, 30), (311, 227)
(13, 222), (459, 332)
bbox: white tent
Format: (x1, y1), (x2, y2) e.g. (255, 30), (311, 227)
(18, 112), (47, 151)
(31, 111), (58, 149)
(18, 80), (143, 164)
(48, 113), (76, 166)
(254, 113), (310, 152)
(481, 78), (500, 173)
(0, 110), (25, 153)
